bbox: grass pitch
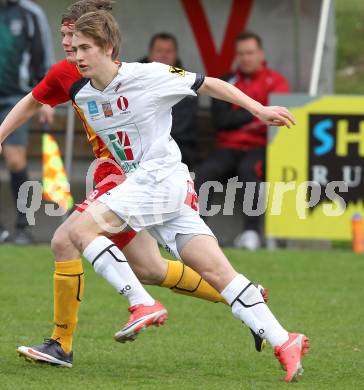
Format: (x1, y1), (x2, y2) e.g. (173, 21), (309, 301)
(0, 246), (363, 389)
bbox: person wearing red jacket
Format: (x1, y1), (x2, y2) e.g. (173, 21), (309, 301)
(195, 31), (290, 250)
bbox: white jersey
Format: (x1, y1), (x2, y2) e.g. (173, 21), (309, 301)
(71, 62), (204, 180)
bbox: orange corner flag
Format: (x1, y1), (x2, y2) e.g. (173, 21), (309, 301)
(42, 133), (74, 211)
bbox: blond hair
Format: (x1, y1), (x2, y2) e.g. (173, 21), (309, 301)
(74, 10), (121, 61)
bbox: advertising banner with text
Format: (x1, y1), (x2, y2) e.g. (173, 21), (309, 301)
(266, 94), (364, 240)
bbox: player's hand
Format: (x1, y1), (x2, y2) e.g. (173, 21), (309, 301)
(39, 104), (55, 125)
(256, 106), (296, 128)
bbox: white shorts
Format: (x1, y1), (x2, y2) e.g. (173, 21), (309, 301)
(97, 164), (214, 259)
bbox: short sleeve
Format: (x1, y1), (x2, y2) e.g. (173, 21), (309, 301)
(135, 62), (204, 110)
(32, 64), (70, 107)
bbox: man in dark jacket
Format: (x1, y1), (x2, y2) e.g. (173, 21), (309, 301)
(0, 0), (54, 244)
(195, 31), (289, 250)
(139, 32), (198, 169)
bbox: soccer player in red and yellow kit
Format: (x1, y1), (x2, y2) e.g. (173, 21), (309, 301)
(0, 0), (268, 367)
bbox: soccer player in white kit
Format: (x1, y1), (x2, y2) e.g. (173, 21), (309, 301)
(40, 10), (311, 382)
(66, 11), (308, 383)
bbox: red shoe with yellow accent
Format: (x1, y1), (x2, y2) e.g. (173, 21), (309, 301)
(274, 333), (310, 383)
(114, 300), (168, 343)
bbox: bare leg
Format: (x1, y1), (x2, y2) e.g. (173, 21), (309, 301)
(180, 235), (238, 292)
(51, 210), (82, 261)
(123, 230), (167, 285)
(70, 201), (126, 250)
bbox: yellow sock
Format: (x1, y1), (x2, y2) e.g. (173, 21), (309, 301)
(51, 259), (84, 353)
(161, 260), (227, 304)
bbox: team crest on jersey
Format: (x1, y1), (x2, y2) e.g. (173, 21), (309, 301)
(117, 96), (129, 111)
(169, 66), (186, 77)
(87, 100), (99, 116)
(102, 101), (113, 117)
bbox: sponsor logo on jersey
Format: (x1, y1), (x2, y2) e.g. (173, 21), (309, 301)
(169, 66), (186, 77)
(102, 101), (113, 117)
(117, 96), (129, 111)
(87, 100), (99, 116)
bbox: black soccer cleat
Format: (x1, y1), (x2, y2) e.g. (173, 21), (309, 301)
(17, 338), (73, 368)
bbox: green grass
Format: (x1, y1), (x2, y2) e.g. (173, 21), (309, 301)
(336, 0), (364, 69)
(336, 0), (364, 93)
(0, 246), (363, 389)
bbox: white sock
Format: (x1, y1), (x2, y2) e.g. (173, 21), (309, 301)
(221, 274), (289, 347)
(83, 236), (155, 307)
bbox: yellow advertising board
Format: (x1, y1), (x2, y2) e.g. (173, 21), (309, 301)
(266, 95), (364, 240)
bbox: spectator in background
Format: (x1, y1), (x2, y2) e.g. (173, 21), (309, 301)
(139, 32), (198, 169)
(195, 31), (289, 250)
(0, 0), (54, 244)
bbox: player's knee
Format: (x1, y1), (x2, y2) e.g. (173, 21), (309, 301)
(68, 226), (84, 250)
(68, 221), (96, 252)
(51, 227), (72, 255)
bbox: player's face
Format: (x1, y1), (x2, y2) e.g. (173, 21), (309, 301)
(61, 24), (76, 63)
(149, 39), (177, 66)
(72, 32), (111, 79)
(235, 38), (264, 75)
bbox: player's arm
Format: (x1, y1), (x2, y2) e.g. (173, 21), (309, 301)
(39, 103), (55, 125)
(197, 76), (295, 128)
(0, 93), (43, 150)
